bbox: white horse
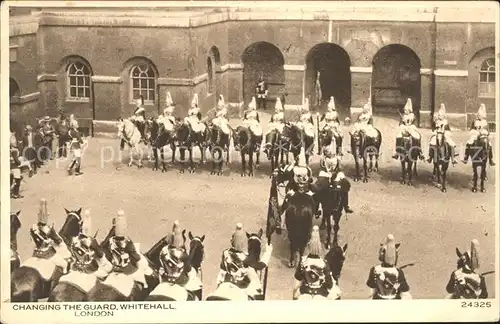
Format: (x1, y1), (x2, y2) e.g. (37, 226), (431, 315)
(117, 119), (149, 168)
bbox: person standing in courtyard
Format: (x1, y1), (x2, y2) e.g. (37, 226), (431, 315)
(22, 125), (38, 176)
(255, 75), (268, 110)
(10, 140), (23, 199)
(41, 116), (56, 160)
(67, 119), (85, 176)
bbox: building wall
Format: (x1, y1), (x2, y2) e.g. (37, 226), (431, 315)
(9, 7), (497, 133)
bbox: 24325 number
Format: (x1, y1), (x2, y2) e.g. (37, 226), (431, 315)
(461, 301), (491, 308)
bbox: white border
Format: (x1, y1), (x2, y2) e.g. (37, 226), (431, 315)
(2, 2), (499, 324)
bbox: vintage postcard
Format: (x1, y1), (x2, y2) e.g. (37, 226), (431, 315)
(1, 0), (499, 323)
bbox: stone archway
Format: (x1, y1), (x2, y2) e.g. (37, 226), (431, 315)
(241, 41), (285, 107)
(371, 44), (421, 122)
(305, 43), (351, 116)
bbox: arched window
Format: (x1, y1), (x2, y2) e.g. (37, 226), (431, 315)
(130, 63), (155, 103)
(479, 58), (495, 98)
(67, 62), (91, 100)
(207, 57), (214, 94)
(10, 78), (20, 99)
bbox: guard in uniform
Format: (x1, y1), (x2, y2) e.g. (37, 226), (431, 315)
(215, 223), (263, 300)
(255, 75), (268, 110)
(321, 96), (343, 155)
(242, 97), (263, 151)
(42, 116), (56, 161)
(293, 225), (333, 299)
(161, 92), (177, 132)
(463, 103), (495, 166)
(351, 100), (377, 138)
(184, 93), (206, 135)
(103, 210), (150, 288)
(10, 142), (23, 199)
(366, 234), (412, 299)
(264, 97), (286, 156)
(296, 98), (316, 139)
(392, 98), (423, 160)
(131, 96), (147, 140)
(212, 95), (231, 135)
(67, 120), (85, 176)
(445, 239), (488, 299)
(428, 103), (458, 164)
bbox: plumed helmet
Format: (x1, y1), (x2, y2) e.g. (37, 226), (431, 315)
(379, 234), (398, 266)
(274, 97), (283, 112)
(248, 97), (257, 111)
(327, 96), (336, 111)
(438, 103), (446, 118)
(477, 103), (487, 120)
(169, 220), (185, 249)
(82, 210), (92, 236)
(231, 223), (248, 253)
(217, 94), (226, 110)
(191, 93), (199, 108)
(38, 198), (49, 224)
(469, 239), (480, 271)
(165, 92), (174, 108)
(114, 210), (127, 237)
(302, 98), (310, 112)
(136, 96), (144, 107)
(363, 101), (372, 114)
(403, 98), (413, 114)
(305, 225), (324, 257)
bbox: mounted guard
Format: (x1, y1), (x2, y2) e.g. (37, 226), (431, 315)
(427, 103), (458, 164)
(366, 234), (412, 300)
(212, 94), (231, 135)
(185, 93), (207, 135)
(463, 103), (495, 166)
(392, 98), (423, 160)
(256, 75), (268, 110)
(241, 96), (263, 150)
(293, 226), (334, 300)
(351, 99), (377, 139)
(320, 96), (343, 155)
(131, 96), (147, 141)
(446, 239), (488, 299)
(296, 98), (316, 139)
(212, 223), (263, 300)
(67, 119), (85, 176)
(264, 97), (286, 155)
(159, 92), (177, 132)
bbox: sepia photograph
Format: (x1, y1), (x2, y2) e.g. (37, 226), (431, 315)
(1, 1), (498, 322)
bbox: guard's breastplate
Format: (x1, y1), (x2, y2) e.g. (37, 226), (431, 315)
(246, 111), (258, 120)
(257, 82), (266, 94)
(453, 269), (482, 298)
(373, 265), (400, 298)
(359, 113), (370, 123)
(109, 238), (131, 269)
(273, 113), (284, 123)
(325, 111), (338, 122)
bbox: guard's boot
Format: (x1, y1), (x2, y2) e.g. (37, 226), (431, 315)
(451, 146), (459, 164)
(120, 138), (126, 151)
(488, 144), (496, 166)
(343, 191), (353, 213)
(12, 178), (23, 199)
(392, 137), (404, 159)
(426, 146), (435, 164)
(462, 143), (471, 164)
(67, 160), (76, 175)
(414, 137), (425, 160)
(75, 161), (83, 176)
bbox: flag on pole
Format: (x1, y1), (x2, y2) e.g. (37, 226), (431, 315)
(266, 175), (281, 241)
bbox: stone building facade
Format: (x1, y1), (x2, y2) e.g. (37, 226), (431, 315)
(9, 6), (497, 135)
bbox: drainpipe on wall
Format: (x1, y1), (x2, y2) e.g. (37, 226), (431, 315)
(429, 7), (438, 128)
(91, 79), (96, 137)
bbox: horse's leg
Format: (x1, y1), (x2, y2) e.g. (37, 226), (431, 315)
(362, 157), (368, 183)
(248, 151), (254, 177)
(368, 154), (374, 172)
(189, 146), (195, 173)
(255, 149), (260, 170)
(325, 212), (332, 249)
(375, 149), (380, 172)
(210, 147), (216, 175)
(241, 152), (246, 177)
(179, 147), (186, 173)
(441, 165), (447, 193)
(128, 146), (134, 167)
(218, 148), (224, 175)
(401, 160), (406, 184)
(472, 163), (478, 192)
(353, 156), (360, 182)
(333, 212), (341, 244)
(407, 161), (413, 186)
(480, 162), (487, 193)
(152, 147), (158, 171)
(161, 147), (168, 173)
(289, 239), (296, 268)
(413, 160), (418, 177)
(171, 143), (176, 164)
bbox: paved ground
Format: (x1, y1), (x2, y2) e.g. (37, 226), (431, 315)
(11, 113), (497, 300)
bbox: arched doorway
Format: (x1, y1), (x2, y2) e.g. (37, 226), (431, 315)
(241, 41), (285, 107)
(371, 44), (421, 122)
(207, 46), (221, 108)
(305, 43), (351, 116)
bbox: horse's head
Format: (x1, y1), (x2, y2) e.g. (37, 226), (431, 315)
(326, 243), (348, 282)
(455, 247), (474, 272)
(176, 122), (191, 143)
(246, 229), (264, 263)
(59, 208), (83, 245)
(117, 119), (125, 136)
(273, 164), (293, 185)
(188, 231), (205, 270)
(11, 210), (21, 238)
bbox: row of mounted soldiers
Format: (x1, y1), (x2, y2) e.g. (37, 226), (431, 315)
(10, 199), (489, 301)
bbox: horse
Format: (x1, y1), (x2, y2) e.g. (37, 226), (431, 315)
(173, 122), (210, 173)
(205, 230), (266, 301)
(283, 123), (313, 165)
(148, 119), (177, 173)
(10, 209), (82, 302)
(118, 118), (150, 168)
(318, 127), (342, 157)
(465, 134), (491, 193)
(428, 131), (453, 192)
(145, 231), (205, 301)
(233, 126), (261, 177)
(350, 128), (382, 183)
(397, 134), (424, 186)
(284, 192), (315, 268)
(207, 124), (231, 176)
(315, 177), (350, 249)
(445, 248), (489, 299)
(11, 211), (22, 273)
(324, 241), (348, 300)
(265, 129), (289, 175)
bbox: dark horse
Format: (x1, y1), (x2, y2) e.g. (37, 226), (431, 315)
(350, 128), (382, 183)
(284, 192), (315, 268)
(265, 129), (289, 176)
(396, 134), (424, 186)
(174, 122), (210, 173)
(428, 131), (453, 192)
(11, 209), (82, 302)
(464, 134), (492, 193)
(11, 211), (22, 273)
(283, 123), (314, 165)
(318, 128), (342, 156)
(208, 124), (231, 176)
(148, 119), (176, 173)
(324, 240), (348, 299)
(315, 177), (351, 249)
(233, 126), (261, 177)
